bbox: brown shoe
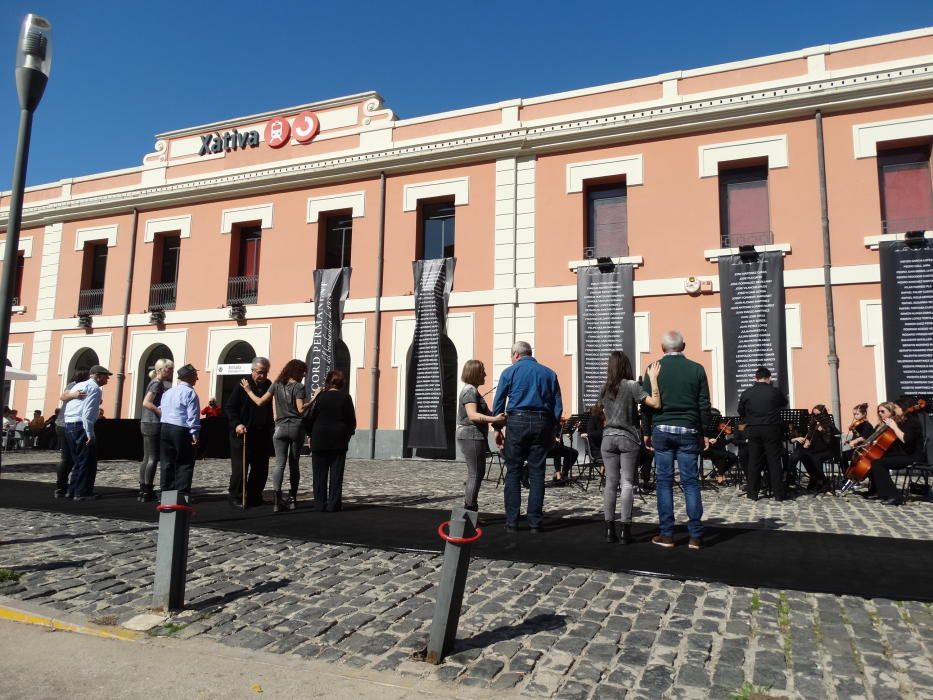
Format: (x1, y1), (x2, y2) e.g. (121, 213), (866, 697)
(651, 534), (675, 548)
(688, 537), (703, 550)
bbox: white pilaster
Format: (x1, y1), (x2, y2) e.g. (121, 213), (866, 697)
(27, 223), (63, 413)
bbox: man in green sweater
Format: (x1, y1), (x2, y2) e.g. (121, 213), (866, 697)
(642, 330), (711, 549)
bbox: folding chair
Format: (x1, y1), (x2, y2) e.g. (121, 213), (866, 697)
(484, 445), (506, 487)
(899, 412), (933, 501)
(576, 434), (604, 492)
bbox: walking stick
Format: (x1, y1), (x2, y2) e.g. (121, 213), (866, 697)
(241, 430), (247, 507)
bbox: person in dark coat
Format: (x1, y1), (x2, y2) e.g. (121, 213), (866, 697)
(224, 357), (273, 507)
(305, 369), (356, 512)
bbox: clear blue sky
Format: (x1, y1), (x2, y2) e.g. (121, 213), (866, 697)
(1, 0), (932, 191)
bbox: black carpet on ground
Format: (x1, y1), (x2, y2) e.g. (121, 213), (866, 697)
(2, 479), (931, 602)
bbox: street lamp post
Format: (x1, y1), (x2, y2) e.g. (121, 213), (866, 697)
(0, 14), (52, 473)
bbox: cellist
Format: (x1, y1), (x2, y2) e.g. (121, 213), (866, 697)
(867, 399), (924, 506)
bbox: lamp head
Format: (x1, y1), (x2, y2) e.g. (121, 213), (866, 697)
(15, 14), (52, 111)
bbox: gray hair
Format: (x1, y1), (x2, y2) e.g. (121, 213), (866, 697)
(511, 341), (532, 357)
(251, 357), (271, 369)
(661, 330), (685, 352)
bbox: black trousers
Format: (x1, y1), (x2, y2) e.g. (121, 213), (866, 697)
(746, 424), (784, 500)
(229, 430), (272, 506)
(792, 446), (831, 484)
(312, 449), (347, 512)
(547, 443), (578, 478)
(160, 423), (196, 494)
(870, 454), (913, 499)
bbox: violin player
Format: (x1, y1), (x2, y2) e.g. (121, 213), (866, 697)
(867, 398), (924, 506)
(703, 407), (738, 485)
(840, 402), (874, 469)
(737, 366), (789, 501)
(789, 404), (839, 492)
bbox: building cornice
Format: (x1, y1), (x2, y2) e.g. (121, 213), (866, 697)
(3, 62), (933, 229)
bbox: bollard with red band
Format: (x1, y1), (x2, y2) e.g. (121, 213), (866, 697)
(152, 490), (194, 611)
(423, 507), (481, 665)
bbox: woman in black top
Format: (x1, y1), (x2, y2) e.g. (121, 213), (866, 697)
(789, 404), (838, 491)
(869, 401), (923, 506)
(305, 369), (356, 512)
(841, 402), (874, 469)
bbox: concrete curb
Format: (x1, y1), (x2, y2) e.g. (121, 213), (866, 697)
(0, 594), (139, 642)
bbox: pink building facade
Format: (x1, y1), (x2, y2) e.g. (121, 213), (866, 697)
(3, 28), (933, 456)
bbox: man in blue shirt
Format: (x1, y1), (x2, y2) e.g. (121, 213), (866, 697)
(62, 364), (111, 500)
(493, 341), (563, 532)
(159, 364), (201, 495)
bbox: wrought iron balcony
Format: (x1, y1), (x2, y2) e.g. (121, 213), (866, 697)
(226, 274), (258, 306)
(721, 230), (774, 249)
(882, 217), (933, 235)
(77, 288), (104, 315)
(148, 281), (177, 311)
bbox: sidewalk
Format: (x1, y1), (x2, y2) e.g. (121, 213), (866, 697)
(1, 451), (932, 699)
(0, 597), (472, 699)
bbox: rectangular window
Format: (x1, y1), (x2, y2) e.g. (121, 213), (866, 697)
(585, 183), (628, 258)
(878, 146), (933, 234)
(419, 200), (455, 260)
(321, 212), (353, 269)
(149, 234), (180, 310)
(78, 241), (107, 315)
(12, 253), (24, 306)
(719, 165), (771, 248)
(227, 225), (261, 305)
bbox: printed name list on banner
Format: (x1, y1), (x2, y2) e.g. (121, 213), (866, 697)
(576, 263), (635, 411)
(718, 251), (787, 414)
(406, 258), (455, 449)
(880, 241), (933, 398)
(306, 267), (350, 398)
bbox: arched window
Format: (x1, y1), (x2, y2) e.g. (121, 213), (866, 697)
(218, 341), (256, 405)
(67, 348), (100, 382)
(136, 343), (174, 413)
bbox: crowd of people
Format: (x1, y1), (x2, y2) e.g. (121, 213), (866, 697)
(24, 328), (930, 542)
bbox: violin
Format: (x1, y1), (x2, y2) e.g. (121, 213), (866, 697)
(845, 400), (926, 484)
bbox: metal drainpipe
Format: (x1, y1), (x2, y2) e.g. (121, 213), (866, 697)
(815, 110), (841, 423)
(368, 171), (387, 459)
(113, 206), (139, 418)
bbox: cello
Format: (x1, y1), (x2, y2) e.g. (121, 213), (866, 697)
(842, 400), (926, 491)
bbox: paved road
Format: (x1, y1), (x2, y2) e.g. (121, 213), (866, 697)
(1, 451), (932, 699)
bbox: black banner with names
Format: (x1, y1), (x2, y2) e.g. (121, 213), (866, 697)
(718, 251), (787, 414)
(405, 258), (455, 449)
(880, 240), (933, 399)
(576, 263), (635, 411)
(306, 267), (351, 398)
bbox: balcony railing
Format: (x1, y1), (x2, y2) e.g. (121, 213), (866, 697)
(721, 230), (774, 249)
(226, 275), (258, 306)
(882, 216), (933, 235)
(77, 288), (104, 315)
(148, 281), (177, 311)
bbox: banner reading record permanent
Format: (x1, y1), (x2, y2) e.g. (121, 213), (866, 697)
(306, 267), (350, 397)
(406, 257), (455, 449)
(880, 240), (933, 399)
(718, 251), (787, 414)
(576, 263), (635, 412)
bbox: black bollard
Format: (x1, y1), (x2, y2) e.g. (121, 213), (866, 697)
(151, 490), (193, 611)
(424, 507), (481, 664)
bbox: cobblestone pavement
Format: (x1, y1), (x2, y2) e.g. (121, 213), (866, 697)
(1, 451), (931, 699)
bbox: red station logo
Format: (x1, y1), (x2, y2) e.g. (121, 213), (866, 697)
(292, 111), (321, 144)
(265, 117), (291, 148)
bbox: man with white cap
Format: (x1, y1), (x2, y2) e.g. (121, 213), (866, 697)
(62, 364), (112, 500)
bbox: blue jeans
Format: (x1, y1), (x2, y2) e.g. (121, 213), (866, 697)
(64, 423), (97, 497)
(652, 428), (703, 538)
(503, 412), (553, 528)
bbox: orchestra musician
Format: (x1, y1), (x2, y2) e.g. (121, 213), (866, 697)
(840, 402), (874, 469)
(789, 404), (839, 492)
(548, 418), (579, 487)
(703, 407), (738, 485)
(866, 399), (923, 506)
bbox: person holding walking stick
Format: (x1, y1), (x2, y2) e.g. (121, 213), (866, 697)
(224, 357), (273, 508)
